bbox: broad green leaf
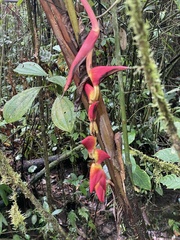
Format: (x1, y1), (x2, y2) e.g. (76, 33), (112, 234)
(14, 62), (48, 76)
(132, 165), (151, 190)
(48, 76), (66, 87)
(154, 148), (180, 163)
(3, 87), (41, 123)
(160, 174), (180, 190)
(51, 96), (76, 133)
(174, 0), (180, 10)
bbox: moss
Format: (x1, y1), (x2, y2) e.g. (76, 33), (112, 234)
(126, 0), (180, 158)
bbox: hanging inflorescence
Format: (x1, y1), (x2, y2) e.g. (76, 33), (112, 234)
(63, 0), (129, 202)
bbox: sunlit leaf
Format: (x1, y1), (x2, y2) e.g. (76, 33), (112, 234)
(31, 214), (37, 225)
(160, 174), (180, 190)
(132, 165), (151, 190)
(51, 96), (76, 133)
(128, 129), (136, 144)
(28, 165), (37, 173)
(154, 148), (180, 163)
(48, 76), (66, 87)
(52, 209), (63, 216)
(53, 45), (61, 52)
(3, 87), (41, 123)
(14, 62), (48, 76)
(16, 0), (24, 6)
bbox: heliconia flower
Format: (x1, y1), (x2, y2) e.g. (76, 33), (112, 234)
(63, 0), (100, 94)
(81, 136), (96, 158)
(88, 65), (129, 86)
(84, 83), (99, 103)
(88, 101), (99, 121)
(90, 163), (106, 202)
(88, 101), (99, 135)
(80, 0), (99, 31)
(93, 149), (110, 164)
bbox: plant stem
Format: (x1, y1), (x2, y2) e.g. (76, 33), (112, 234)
(126, 0), (180, 158)
(39, 88), (53, 210)
(110, 0), (132, 181)
(30, 144), (83, 184)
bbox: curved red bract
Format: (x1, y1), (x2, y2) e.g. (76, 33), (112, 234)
(90, 163), (106, 202)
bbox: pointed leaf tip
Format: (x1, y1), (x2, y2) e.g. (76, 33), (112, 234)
(89, 65), (129, 86)
(64, 29), (99, 93)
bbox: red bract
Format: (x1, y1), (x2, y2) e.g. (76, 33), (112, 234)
(84, 83), (99, 103)
(88, 65), (129, 86)
(88, 101), (99, 135)
(81, 136), (96, 157)
(88, 101), (99, 121)
(93, 149), (110, 164)
(63, 0), (100, 94)
(80, 0), (99, 31)
(90, 163), (106, 202)
(63, 30), (99, 93)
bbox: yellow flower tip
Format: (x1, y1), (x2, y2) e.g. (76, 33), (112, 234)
(90, 121), (98, 135)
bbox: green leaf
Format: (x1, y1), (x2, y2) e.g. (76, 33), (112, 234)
(0, 212), (8, 234)
(128, 129), (136, 144)
(48, 76), (66, 87)
(43, 201), (50, 212)
(154, 148), (180, 163)
(51, 96), (76, 133)
(160, 174), (180, 190)
(174, 0), (180, 10)
(3, 87), (41, 123)
(14, 62), (48, 76)
(0, 133), (10, 145)
(13, 234), (22, 240)
(31, 214), (37, 225)
(16, 0), (24, 6)
(78, 207), (89, 221)
(52, 209), (63, 216)
(53, 45), (61, 52)
(28, 165), (37, 173)
(0, 184), (12, 206)
(132, 165), (151, 190)
(174, 122), (180, 138)
(68, 210), (78, 228)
